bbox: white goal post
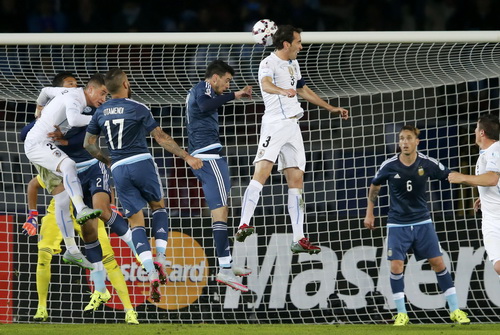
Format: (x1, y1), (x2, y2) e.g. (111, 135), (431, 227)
(0, 31), (499, 325)
(1, 31), (500, 44)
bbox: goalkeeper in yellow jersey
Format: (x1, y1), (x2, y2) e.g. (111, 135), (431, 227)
(28, 173), (139, 325)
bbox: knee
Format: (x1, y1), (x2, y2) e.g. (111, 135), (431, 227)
(37, 249), (53, 268)
(390, 261), (405, 274)
(103, 255), (119, 271)
(211, 206), (228, 222)
(81, 220), (99, 241)
(58, 157), (76, 173)
(494, 260), (500, 275)
(150, 203), (164, 212)
(429, 258), (446, 272)
(98, 206), (112, 221)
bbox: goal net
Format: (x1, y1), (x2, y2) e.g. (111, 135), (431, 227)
(1, 31), (499, 324)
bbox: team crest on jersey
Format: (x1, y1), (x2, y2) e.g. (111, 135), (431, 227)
(288, 66), (294, 76)
(53, 150), (61, 158)
(418, 166), (424, 176)
(257, 149), (265, 158)
(82, 106), (93, 115)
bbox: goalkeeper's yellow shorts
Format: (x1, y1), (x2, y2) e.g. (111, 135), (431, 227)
(38, 203), (114, 258)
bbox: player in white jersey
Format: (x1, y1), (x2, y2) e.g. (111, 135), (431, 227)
(22, 73), (95, 270)
(24, 74), (107, 226)
(235, 25), (349, 253)
(449, 113), (500, 277)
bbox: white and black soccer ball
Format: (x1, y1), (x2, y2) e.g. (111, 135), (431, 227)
(252, 19), (278, 47)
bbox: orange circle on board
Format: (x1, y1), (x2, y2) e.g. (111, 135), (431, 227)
(99, 230), (208, 311)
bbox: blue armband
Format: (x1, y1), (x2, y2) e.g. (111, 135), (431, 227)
(297, 78), (306, 89)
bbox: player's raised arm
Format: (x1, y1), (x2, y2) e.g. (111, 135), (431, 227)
(35, 86), (74, 118)
(297, 85), (349, 119)
(150, 127), (202, 170)
(234, 85), (252, 99)
(34, 72), (78, 118)
(36, 86), (70, 108)
(448, 170), (500, 187)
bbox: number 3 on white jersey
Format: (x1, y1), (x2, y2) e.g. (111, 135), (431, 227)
(104, 119), (124, 149)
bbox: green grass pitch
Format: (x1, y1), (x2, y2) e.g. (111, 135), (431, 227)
(1, 323), (500, 335)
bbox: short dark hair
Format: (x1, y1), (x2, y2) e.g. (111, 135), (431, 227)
(272, 25), (302, 50)
(399, 125), (420, 138)
(478, 113), (500, 141)
(52, 72), (76, 87)
(85, 73), (105, 89)
(204, 59), (234, 79)
(104, 68), (126, 94)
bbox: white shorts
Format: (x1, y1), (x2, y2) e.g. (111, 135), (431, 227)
(482, 218), (500, 263)
(24, 138), (68, 173)
(253, 118), (306, 172)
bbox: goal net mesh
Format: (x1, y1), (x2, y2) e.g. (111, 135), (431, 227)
(1, 37), (499, 324)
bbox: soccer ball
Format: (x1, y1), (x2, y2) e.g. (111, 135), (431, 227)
(252, 19), (278, 47)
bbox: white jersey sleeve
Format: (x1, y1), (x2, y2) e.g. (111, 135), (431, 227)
(476, 141), (500, 219)
(259, 53), (304, 123)
(36, 87), (74, 106)
(25, 88), (90, 142)
(63, 91), (91, 128)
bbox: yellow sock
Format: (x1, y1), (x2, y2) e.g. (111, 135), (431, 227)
(36, 248), (53, 308)
(103, 255), (133, 310)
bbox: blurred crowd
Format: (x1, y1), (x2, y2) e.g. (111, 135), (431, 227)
(0, 0), (498, 34)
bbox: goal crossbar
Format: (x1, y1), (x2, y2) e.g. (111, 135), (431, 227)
(0, 31), (500, 45)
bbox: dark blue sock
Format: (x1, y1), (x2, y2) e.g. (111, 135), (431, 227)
(390, 272), (406, 313)
(105, 211), (129, 237)
(152, 208), (169, 242)
(436, 268), (454, 292)
(436, 268), (458, 311)
(131, 226), (151, 254)
(213, 221), (230, 258)
(85, 239), (103, 263)
(390, 272), (405, 293)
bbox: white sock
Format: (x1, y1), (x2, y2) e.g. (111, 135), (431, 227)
(288, 188), (305, 242)
(155, 239), (167, 251)
(120, 229), (133, 244)
(90, 262), (106, 293)
(218, 256), (232, 268)
(63, 237), (79, 254)
(58, 158), (86, 212)
(54, 191), (77, 240)
(239, 179), (263, 228)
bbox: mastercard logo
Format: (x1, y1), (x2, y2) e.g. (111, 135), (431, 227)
(103, 230), (208, 310)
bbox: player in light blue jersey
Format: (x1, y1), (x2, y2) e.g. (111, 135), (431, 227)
(186, 59), (252, 292)
(364, 125), (470, 326)
(85, 68), (202, 302)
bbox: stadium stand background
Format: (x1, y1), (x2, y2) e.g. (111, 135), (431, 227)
(0, 0), (499, 34)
